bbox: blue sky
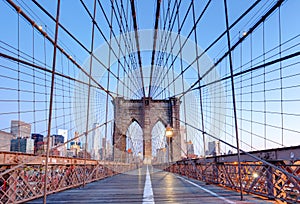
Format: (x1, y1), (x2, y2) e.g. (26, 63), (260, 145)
(0, 0), (300, 156)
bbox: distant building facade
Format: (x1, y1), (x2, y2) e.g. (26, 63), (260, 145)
(10, 137), (34, 154)
(11, 120), (31, 138)
(50, 135), (64, 146)
(207, 141), (220, 156)
(0, 131), (14, 152)
(187, 140), (195, 155)
(50, 134), (65, 156)
(87, 123), (100, 160)
(180, 125), (187, 158)
(31, 133), (44, 154)
(100, 137), (113, 160)
(58, 129), (68, 149)
(156, 147), (167, 163)
(69, 138), (81, 157)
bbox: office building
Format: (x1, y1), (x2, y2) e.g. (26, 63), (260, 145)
(156, 147), (167, 163)
(187, 140), (195, 155)
(50, 134), (64, 146)
(10, 137), (34, 154)
(207, 140), (220, 156)
(31, 133), (43, 154)
(0, 130), (14, 152)
(87, 123), (100, 160)
(11, 120), (31, 138)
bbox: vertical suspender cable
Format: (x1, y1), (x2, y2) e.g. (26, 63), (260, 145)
(116, 32), (122, 97)
(279, 5), (283, 146)
(43, 0), (60, 203)
(192, 0), (207, 182)
(104, 0), (114, 161)
(152, 1), (211, 99)
(165, 0), (282, 101)
(176, 4), (188, 158)
(149, 0), (161, 97)
(17, 11), (21, 152)
(32, 26), (36, 134)
(83, 0), (97, 187)
(130, 0), (145, 97)
(97, 0), (142, 98)
(263, 21), (266, 149)
(44, 25), (48, 137)
(250, 34), (253, 150)
(223, 0), (243, 200)
(152, 0), (180, 97)
(239, 33), (243, 150)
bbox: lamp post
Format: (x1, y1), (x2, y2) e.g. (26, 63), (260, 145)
(165, 124), (173, 162)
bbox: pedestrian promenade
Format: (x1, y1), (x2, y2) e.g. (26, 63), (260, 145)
(28, 166), (274, 203)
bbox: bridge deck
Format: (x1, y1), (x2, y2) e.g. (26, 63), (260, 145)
(27, 166), (273, 204)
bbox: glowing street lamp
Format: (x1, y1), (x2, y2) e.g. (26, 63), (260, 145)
(252, 172), (259, 178)
(165, 124), (173, 138)
(165, 124), (173, 162)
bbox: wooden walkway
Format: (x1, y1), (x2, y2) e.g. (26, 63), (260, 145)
(27, 166), (274, 204)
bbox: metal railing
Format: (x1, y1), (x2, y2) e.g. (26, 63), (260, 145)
(157, 156), (300, 203)
(0, 152), (136, 203)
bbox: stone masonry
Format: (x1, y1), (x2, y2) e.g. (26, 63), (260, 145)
(112, 97), (181, 163)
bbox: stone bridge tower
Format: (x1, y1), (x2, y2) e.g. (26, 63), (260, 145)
(112, 97), (181, 163)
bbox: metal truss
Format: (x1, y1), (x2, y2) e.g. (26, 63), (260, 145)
(0, 152), (136, 203)
(157, 146), (300, 203)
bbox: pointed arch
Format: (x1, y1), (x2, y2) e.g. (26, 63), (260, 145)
(126, 120), (143, 157)
(151, 120), (167, 157)
(150, 117), (168, 131)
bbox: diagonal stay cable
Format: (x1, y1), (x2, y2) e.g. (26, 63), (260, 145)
(153, 0), (262, 99)
(110, 0), (142, 96)
(0, 52), (112, 93)
(31, 0), (139, 98)
(130, 0), (145, 97)
(102, 0), (143, 96)
(187, 51), (300, 97)
(151, 0), (174, 97)
(158, 0), (283, 99)
(148, 0), (162, 97)
(33, 0), (142, 97)
(174, 116), (300, 182)
(33, 0), (142, 98)
(80, 0), (142, 98)
(6, 0), (114, 98)
(151, 0), (203, 97)
(151, 0), (201, 96)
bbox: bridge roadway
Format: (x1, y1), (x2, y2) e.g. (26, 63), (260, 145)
(28, 166), (273, 204)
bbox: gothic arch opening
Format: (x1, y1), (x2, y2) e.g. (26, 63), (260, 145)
(126, 121), (143, 161)
(113, 97), (181, 163)
(151, 121), (167, 162)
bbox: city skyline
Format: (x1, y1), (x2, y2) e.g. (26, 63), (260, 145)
(0, 0), (299, 158)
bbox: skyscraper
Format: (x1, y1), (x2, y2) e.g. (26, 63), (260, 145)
(207, 141), (220, 156)
(31, 133), (44, 154)
(11, 120), (31, 138)
(50, 135), (64, 146)
(187, 140), (195, 155)
(10, 137), (34, 154)
(0, 130), (14, 152)
(58, 129), (68, 143)
(87, 123), (100, 159)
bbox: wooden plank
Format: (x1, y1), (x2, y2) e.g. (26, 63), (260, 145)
(27, 166), (274, 203)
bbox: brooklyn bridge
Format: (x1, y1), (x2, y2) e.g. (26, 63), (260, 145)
(0, 0), (299, 203)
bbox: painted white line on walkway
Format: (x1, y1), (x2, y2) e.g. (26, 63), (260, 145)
(143, 166), (155, 204)
(176, 175), (235, 204)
